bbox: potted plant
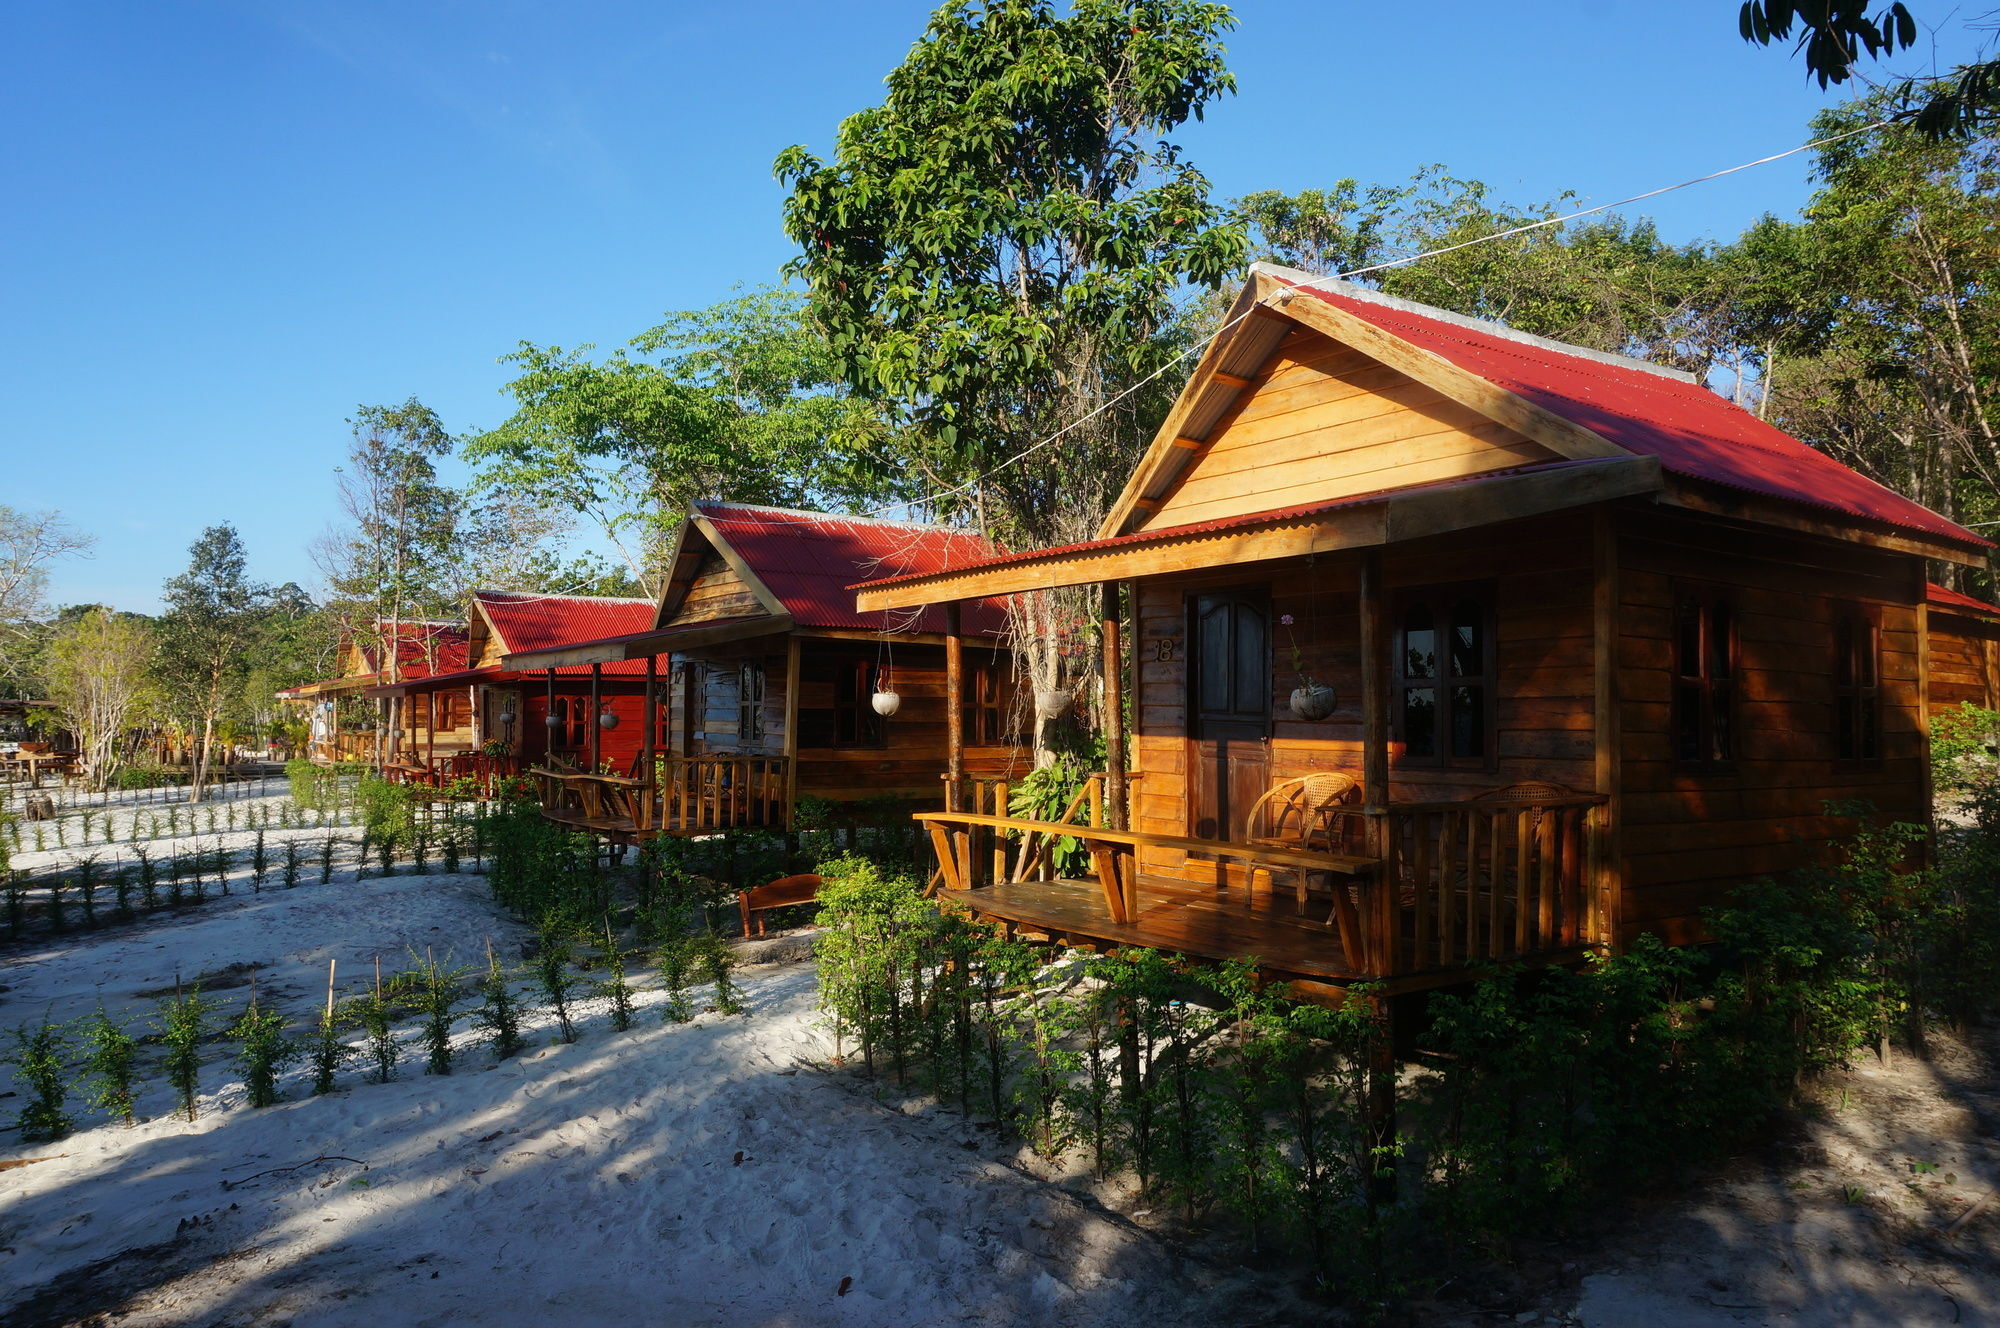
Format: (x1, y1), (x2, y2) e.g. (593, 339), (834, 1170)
(1281, 613), (1336, 720)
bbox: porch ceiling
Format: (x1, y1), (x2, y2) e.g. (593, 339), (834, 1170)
(853, 454), (1663, 609)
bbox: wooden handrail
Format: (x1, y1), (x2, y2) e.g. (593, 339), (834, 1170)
(914, 811), (1378, 875)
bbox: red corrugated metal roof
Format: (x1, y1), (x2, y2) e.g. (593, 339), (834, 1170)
(476, 591), (655, 666)
(1286, 279), (1989, 549)
(358, 621), (470, 679)
(698, 503), (1011, 636)
(855, 458), (1624, 590)
(1927, 581), (2000, 619)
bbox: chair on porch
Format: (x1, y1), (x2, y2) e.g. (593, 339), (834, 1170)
(1240, 772), (1363, 912)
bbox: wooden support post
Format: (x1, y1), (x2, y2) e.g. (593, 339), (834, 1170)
(544, 668), (556, 763)
(1358, 548), (1389, 843)
(642, 655), (657, 771)
(944, 601), (965, 812)
(425, 690), (435, 768)
(1915, 560), (1936, 865)
(1101, 581), (1128, 832)
(782, 636), (801, 826)
(589, 663), (602, 773)
(1590, 507), (1622, 949)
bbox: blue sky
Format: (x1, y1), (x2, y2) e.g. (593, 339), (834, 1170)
(5, 1), (1983, 612)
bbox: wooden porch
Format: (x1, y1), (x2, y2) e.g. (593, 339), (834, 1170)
(919, 787), (1607, 992)
(529, 754), (790, 843)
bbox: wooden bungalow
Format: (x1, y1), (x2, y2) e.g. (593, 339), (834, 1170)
(361, 591), (657, 796)
(499, 502), (1029, 842)
(853, 264), (1992, 1000)
(276, 621), (468, 765)
(1924, 582), (2000, 720)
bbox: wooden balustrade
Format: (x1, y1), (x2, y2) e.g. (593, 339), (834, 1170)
(382, 751), (520, 797)
(645, 755), (789, 833)
(1372, 794), (1607, 975)
(916, 788), (1605, 983)
(940, 772), (1141, 888)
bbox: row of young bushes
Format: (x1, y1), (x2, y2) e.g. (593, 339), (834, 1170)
(6, 912), (748, 1142)
(4, 791), (339, 856)
(810, 794), (2000, 1300)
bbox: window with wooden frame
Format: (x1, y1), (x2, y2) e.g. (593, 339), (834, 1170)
(1834, 608), (1881, 764)
(549, 696), (587, 749)
(962, 661), (1016, 745)
(1392, 584), (1495, 766)
(737, 663), (767, 742)
(1673, 586), (1737, 766)
(833, 659), (885, 748)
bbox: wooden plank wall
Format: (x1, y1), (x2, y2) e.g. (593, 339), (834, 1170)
(1615, 508), (1927, 945)
(1926, 611), (1999, 718)
(674, 640), (1029, 803)
(1140, 325), (1558, 533)
(1130, 513), (1597, 881)
(678, 551), (766, 624)
(521, 682), (654, 771)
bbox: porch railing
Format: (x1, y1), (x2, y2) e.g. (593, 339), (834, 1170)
(530, 754), (790, 836)
(383, 751), (521, 798)
(644, 755), (788, 833)
(941, 771), (1143, 887)
(916, 788), (1606, 982)
(1372, 794), (1608, 976)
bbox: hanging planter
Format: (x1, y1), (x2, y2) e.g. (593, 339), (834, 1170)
(1289, 683), (1338, 722)
(1035, 688), (1071, 718)
(870, 690), (902, 717)
(597, 710), (621, 730)
(543, 713), (562, 728)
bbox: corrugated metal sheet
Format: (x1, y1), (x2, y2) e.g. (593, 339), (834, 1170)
(698, 503), (1011, 636)
(476, 591), (654, 656)
(1927, 581), (2000, 619)
(1289, 280), (1989, 550)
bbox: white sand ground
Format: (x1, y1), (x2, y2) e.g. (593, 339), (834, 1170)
(0, 790), (1213, 1328)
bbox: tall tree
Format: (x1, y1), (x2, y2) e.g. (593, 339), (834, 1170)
(0, 506), (95, 693)
(775, 0), (1245, 754)
(467, 288), (899, 595)
(43, 608), (158, 791)
(156, 525), (263, 801)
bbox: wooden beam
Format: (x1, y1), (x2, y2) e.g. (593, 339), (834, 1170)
(1358, 551), (1389, 823)
(589, 663), (602, 772)
(944, 602), (965, 808)
(1591, 507), (1623, 951)
(690, 513), (793, 618)
(642, 653), (657, 773)
(1169, 436), (1203, 451)
(856, 455), (1664, 610)
(1658, 476), (1988, 567)
(1210, 371), (1251, 389)
(1098, 273), (1286, 538)
(782, 635), (801, 822)
(1916, 562), (1935, 847)
(501, 613), (793, 671)
(1101, 582), (1127, 832)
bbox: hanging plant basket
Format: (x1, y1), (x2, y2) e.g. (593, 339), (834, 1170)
(1035, 688), (1071, 718)
(543, 714), (562, 728)
(1289, 683), (1338, 722)
(871, 690), (902, 716)
(597, 710), (621, 730)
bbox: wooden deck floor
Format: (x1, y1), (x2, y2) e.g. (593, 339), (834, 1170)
(938, 875), (1364, 984)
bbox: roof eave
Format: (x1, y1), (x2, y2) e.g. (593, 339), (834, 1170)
(857, 456), (1665, 610)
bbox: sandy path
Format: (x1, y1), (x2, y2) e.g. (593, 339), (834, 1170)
(0, 795), (1204, 1328)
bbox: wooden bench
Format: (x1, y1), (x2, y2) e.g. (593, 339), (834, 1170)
(738, 873), (822, 937)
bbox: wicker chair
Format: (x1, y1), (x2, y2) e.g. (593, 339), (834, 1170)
(1240, 772), (1363, 908)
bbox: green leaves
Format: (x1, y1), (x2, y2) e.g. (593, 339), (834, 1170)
(775, 0), (1244, 543)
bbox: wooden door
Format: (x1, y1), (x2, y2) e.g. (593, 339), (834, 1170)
(681, 665), (705, 756)
(1188, 590), (1271, 841)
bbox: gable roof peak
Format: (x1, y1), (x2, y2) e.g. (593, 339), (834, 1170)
(1248, 262), (1698, 385)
